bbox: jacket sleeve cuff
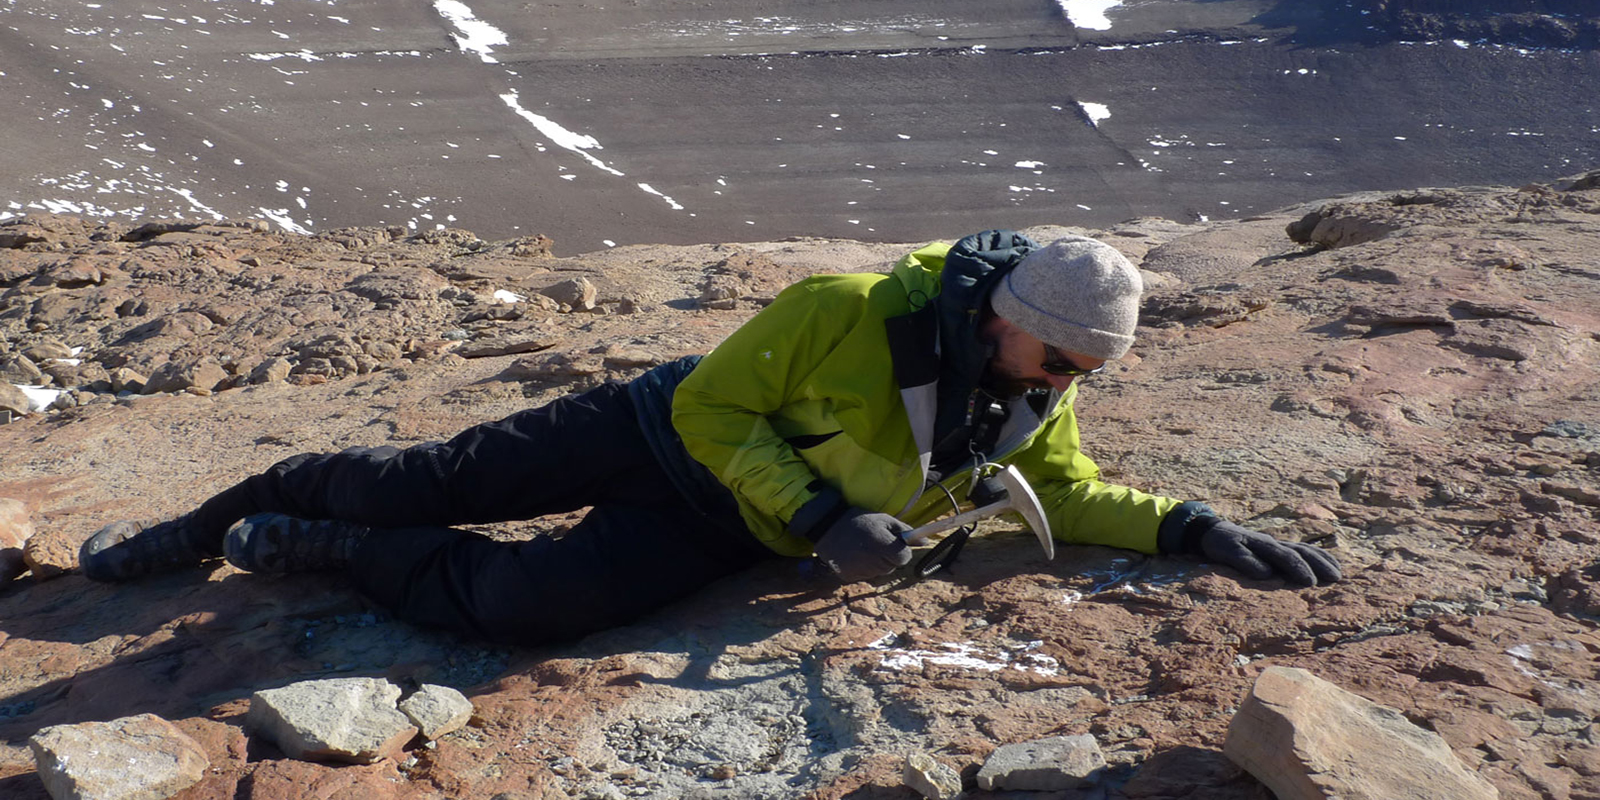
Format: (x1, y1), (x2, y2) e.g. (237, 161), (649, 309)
(787, 484), (849, 543)
(1157, 501), (1216, 555)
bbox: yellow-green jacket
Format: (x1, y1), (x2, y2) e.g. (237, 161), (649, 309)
(670, 241), (1182, 558)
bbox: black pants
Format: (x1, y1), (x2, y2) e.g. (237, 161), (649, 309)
(191, 382), (774, 646)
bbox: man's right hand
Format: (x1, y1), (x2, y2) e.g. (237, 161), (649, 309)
(814, 508), (913, 582)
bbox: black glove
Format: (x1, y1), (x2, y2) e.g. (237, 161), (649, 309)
(812, 507), (913, 583)
(1189, 517), (1342, 587)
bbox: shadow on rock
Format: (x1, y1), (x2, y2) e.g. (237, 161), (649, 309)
(1119, 744), (1271, 799)
(0, 570), (507, 745)
(0, 772), (50, 800)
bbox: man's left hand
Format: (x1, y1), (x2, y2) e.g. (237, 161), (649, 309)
(1194, 519), (1341, 587)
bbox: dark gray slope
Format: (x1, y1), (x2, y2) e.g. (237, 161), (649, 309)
(2, 0), (1595, 254)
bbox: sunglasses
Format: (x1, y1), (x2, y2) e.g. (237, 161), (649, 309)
(1041, 344), (1106, 377)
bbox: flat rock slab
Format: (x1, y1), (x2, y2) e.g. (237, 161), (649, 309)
(1224, 666), (1500, 800)
(249, 677), (417, 765)
(398, 683), (474, 741)
(976, 733), (1106, 791)
(29, 713), (208, 800)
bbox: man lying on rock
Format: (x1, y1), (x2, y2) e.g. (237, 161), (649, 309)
(80, 230), (1340, 646)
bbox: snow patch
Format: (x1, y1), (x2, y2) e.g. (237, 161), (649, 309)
(257, 207), (311, 235)
(1056, 0), (1121, 31)
(16, 385), (64, 413)
(1078, 101), (1110, 127)
(433, 0), (508, 63)
(869, 635), (1060, 676)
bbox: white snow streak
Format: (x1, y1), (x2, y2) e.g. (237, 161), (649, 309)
(498, 91), (624, 176)
(433, 0), (508, 63)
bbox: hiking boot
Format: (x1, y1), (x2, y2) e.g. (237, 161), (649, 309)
(223, 513), (369, 574)
(79, 512), (216, 582)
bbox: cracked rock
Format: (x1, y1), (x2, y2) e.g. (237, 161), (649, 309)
(248, 677), (417, 764)
(399, 684), (474, 741)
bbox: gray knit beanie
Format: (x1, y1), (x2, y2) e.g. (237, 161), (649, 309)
(989, 235), (1143, 360)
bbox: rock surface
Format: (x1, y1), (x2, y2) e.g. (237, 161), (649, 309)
(248, 678), (417, 765)
(1225, 666), (1500, 800)
(0, 174), (1596, 799)
(27, 714), (207, 800)
(976, 734), (1107, 791)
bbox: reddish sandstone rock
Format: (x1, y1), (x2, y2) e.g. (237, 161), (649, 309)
(1225, 667), (1498, 800)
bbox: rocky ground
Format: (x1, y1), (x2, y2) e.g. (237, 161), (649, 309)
(0, 172), (1597, 799)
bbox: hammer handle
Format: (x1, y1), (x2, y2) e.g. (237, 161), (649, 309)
(902, 500), (1010, 545)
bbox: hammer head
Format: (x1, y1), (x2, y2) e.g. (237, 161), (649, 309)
(995, 465), (1054, 560)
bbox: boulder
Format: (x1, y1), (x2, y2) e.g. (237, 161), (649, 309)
(142, 357), (227, 394)
(0, 498), (32, 582)
(1224, 666), (1500, 800)
(247, 356), (293, 385)
(975, 734), (1105, 791)
(108, 366), (148, 394)
(903, 752), (963, 800)
(29, 713), (209, 800)
(539, 277), (597, 311)
(42, 360), (111, 391)
(397, 684), (474, 740)
(1, 354), (44, 384)
(23, 523), (82, 581)
(0, 383), (29, 418)
(248, 677), (417, 764)
(21, 340), (74, 361)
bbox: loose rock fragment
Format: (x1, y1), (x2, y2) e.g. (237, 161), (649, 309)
(29, 713), (208, 800)
(248, 677), (418, 764)
(976, 734), (1105, 791)
(904, 752), (963, 800)
(1224, 666), (1499, 800)
(398, 684), (475, 740)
